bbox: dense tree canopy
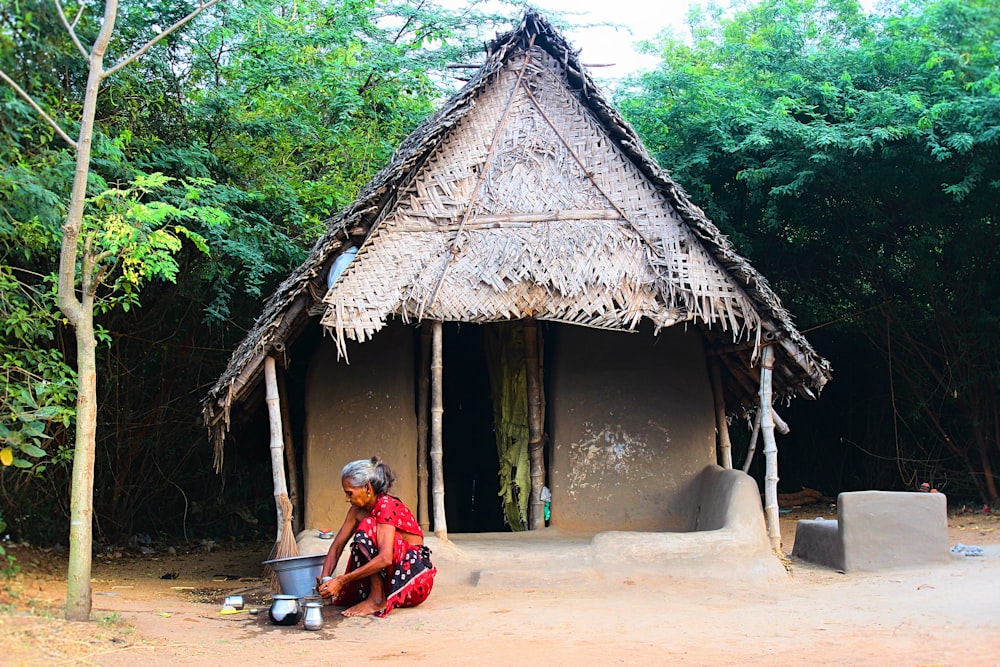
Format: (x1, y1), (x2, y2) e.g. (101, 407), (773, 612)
(1, 0), (516, 550)
(618, 0), (1000, 501)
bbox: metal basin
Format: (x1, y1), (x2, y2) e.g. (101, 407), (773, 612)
(262, 552), (326, 597)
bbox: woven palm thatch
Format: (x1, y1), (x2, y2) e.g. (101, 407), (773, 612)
(321, 48), (760, 349)
(202, 11), (832, 467)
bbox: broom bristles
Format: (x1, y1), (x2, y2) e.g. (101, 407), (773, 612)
(266, 493), (299, 592)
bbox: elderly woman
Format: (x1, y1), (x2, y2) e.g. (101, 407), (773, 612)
(317, 456), (436, 617)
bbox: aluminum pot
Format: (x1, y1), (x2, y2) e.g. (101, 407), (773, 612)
(302, 602), (323, 631)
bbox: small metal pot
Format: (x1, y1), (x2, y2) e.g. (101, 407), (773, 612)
(268, 594), (302, 626)
(302, 602), (323, 631)
(223, 595), (244, 610)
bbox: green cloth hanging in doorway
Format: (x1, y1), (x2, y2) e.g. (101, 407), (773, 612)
(484, 321), (530, 531)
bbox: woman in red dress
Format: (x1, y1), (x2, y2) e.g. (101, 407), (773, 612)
(317, 456), (436, 617)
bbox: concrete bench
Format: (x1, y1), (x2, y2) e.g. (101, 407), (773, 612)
(792, 490), (949, 572)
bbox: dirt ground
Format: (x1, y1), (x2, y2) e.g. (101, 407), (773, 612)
(2, 506), (998, 667)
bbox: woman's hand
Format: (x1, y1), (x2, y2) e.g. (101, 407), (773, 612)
(318, 575), (344, 599)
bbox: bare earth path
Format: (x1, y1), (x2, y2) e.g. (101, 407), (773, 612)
(4, 509), (998, 666)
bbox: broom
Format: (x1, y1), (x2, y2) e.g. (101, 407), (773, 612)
(266, 493), (299, 592)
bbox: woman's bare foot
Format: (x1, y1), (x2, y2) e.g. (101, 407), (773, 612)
(341, 597), (386, 617)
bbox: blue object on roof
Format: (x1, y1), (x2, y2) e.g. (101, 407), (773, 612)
(326, 246), (358, 289)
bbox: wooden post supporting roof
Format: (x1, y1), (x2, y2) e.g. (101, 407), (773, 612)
(709, 358), (733, 469)
(417, 327), (431, 532)
(264, 356), (291, 542)
(275, 364), (301, 535)
(525, 319), (546, 529)
(742, 410), (762, 474)
(430, 321), (448, 540)
(759, 345), (781, 551)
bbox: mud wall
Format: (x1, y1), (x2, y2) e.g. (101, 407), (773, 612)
(302, 321), (417, 530)
(548, 324), (716, 532)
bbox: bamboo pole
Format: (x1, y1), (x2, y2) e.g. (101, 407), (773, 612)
(430, 321), (448, 540)
(742, 409), (762, 473)
(772, 408), (790, 436)
(759, 345), (781, 552)
(709, 359), (733, 469)
(276, 365), (301, 535)
(417, 327), (431, 532)
(265, 357), (288, 528)
(744, 381), (789, 473)
(524, 319), (546, 529)
(265, 356), (297, 562)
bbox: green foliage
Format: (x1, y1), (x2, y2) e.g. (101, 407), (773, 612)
(0, 513), (17, 576)
(1, 249), (76, 478)
(82, 172), (214, 312)
(619, 0), (1000, 499)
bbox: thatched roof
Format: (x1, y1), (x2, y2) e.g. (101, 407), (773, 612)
(202, 11), (832, 466)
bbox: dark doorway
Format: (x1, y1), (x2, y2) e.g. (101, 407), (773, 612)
(441, 323), (507, 532)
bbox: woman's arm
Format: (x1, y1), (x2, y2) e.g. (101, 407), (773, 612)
(320, 506), (360, 578)
(319, 523), (396, 597)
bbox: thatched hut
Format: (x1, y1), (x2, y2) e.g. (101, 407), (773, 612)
(202, 11), (831, 550)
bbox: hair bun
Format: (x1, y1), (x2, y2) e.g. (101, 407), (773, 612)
(342, 456), (395, 494)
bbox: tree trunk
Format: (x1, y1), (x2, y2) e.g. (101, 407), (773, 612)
(990, 400), (1000, 504)
(61, 0), (118, 623)
(978, 399), (999, 503)
(65, 302), (97, 621)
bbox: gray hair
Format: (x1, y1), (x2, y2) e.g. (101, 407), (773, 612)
(341, 456), (396, 495)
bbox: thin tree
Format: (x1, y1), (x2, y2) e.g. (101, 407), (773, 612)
(0, 0), (221, 622)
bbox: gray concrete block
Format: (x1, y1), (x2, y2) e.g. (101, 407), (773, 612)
(791, 518), (844, 570)
(839, 490), (949, 572)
